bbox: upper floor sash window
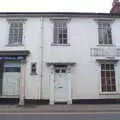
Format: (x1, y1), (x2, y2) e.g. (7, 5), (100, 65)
(7, 19), (26, 46)
(98, 23), (112, 45)
(54, 20), (68, 45)
(51, 18), (70, 45)
(95, 19), (114, 45)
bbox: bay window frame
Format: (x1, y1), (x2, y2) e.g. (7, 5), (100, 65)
(97, 60), (119, 95)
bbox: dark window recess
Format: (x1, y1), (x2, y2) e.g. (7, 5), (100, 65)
(55, 69), (60, 73)
(31, 63), (37, 74)
(4, 67), (20, 72)
(61, 69), (66, 73)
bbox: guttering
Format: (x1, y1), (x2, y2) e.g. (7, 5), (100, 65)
(0, 12), (120, 18)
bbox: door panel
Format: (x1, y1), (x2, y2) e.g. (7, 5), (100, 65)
(54, 66), (68, 102)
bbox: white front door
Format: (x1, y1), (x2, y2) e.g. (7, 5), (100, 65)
(54, 65), (68, 102)
(2, 62), (20, 96)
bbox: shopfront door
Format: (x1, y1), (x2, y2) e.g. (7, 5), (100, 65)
(2, 62), (20, 96)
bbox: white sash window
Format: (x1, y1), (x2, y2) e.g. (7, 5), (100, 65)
(7, 19), (26, 46)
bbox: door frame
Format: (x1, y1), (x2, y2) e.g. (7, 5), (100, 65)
(0, 61), (3, 96)
(47, 62), (75, 105)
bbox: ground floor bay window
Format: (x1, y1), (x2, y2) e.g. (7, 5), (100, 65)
(101, 63), (116, 92)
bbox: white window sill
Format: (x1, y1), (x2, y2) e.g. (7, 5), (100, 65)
(96, 44), (116, 47)
(99, 92), (120, 95)
(51, 43), (71, 46)
(6, 44), (24, 47)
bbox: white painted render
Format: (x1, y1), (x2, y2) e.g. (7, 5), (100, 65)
(0, 16), (120, 101)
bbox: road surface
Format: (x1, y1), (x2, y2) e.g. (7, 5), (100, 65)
(1, 112), (120, 120)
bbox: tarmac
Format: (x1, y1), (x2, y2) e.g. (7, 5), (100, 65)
(0, 104), (120, 113)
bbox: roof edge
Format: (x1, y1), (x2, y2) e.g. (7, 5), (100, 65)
(0, 12), (120, 18)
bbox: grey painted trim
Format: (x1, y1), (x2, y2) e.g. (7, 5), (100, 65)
(0, 50), (30, 56)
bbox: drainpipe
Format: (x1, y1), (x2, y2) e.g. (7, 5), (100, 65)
(40, 17), (44, 99)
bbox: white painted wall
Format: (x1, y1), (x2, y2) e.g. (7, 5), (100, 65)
(43, 17), (120, 100)
(0, 18), (42, 99)
(0, 16), (120, 100)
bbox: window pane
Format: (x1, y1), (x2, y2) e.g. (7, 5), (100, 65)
(31, 63), (37, 74)
(101, 78), (105, 84)
(108, 80), (111, 84)
(106, 71), (110, 77)
(59, 34), (62, 39)
(55, 69), (60, 73)
(106, 64), (110, 70)
(111, 78), (116, 84)
(102, 85), (106, 92)
(111, 71), (115, 77)
(63, 39), (67, 44)
(101, 64), (105, 70)
(4, 67), (20, 72)
(61, 69), (66, 73)
(63, 34), (67, 38)
(106, 78), (110, 84)
(111, 64), (114, 70)
(107, 85), (111, 91)
(112, 86), (116, 91)
(101, 71), (105, 77)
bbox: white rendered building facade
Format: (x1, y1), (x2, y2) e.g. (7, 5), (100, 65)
(0, 13), (120, 104)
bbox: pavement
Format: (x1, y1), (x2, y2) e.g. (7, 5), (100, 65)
(1, 104), (120, 113)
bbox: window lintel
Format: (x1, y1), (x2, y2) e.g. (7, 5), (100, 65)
(7, 18), (27, 23)
(94, 18), (115, 24)
(96, 59), (119, 64)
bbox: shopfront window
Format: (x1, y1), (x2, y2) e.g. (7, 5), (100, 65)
(4, 62), (20, 72)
